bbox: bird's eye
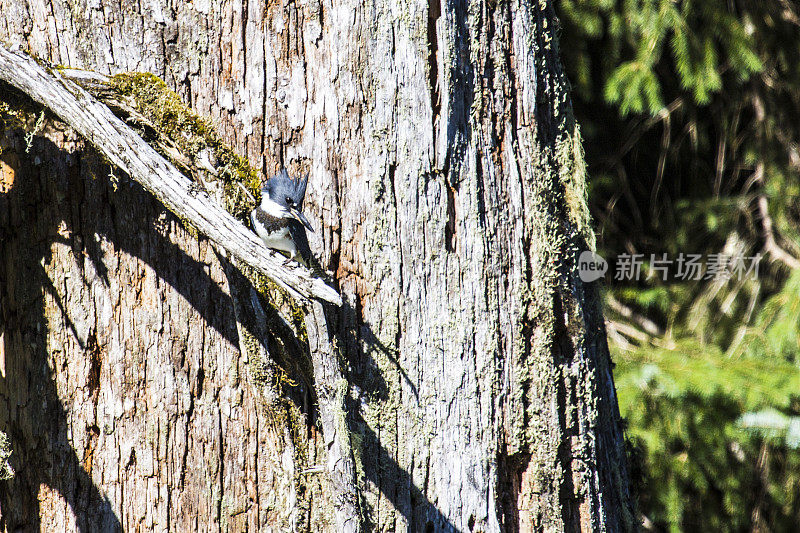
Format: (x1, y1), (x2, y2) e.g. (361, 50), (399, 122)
(285, 197), (293, 206)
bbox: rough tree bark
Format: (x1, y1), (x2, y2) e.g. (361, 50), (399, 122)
(0, 0), (634, 531)
(0, 49), (362, 532)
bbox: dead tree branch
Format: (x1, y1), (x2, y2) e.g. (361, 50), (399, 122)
(0, 44), (341, 306)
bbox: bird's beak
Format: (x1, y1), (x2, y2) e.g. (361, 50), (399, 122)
(289, 207), (314, 232)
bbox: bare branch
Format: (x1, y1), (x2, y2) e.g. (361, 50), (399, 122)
(753, 162), (800, 270)
(757, 194), (800, 270)
(0, 44), (342, 306)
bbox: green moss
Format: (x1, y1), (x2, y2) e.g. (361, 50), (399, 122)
(108, 72), (261, 220)
(250, 268), (309, 344)
(23, 110), (45, 153)
(176, 214), (201, 239)
(241, 329), (277, 392)
(0, 96), (47, 144)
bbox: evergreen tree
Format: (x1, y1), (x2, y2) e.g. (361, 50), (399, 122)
(557, 0), (800, 529)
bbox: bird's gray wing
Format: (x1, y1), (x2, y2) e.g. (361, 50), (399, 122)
(287, 220), (313, 266)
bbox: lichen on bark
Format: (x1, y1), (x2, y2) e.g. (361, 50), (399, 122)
(0, 431), (13, 481)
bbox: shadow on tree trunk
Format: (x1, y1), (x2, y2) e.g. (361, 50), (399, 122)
(0, 133), (124, 530)
(0, 125), (460, 530)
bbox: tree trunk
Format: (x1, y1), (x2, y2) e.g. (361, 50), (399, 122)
(0, 0), (634, 531)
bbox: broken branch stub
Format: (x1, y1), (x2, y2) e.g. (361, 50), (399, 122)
(0, 44), (341, 306)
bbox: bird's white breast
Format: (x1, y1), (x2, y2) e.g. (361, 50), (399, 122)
(251, 212), (297, 255)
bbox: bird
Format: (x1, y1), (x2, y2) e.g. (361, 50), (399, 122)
(250, 169), (314, 267)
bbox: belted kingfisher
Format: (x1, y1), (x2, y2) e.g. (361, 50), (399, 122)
(250, 169), (314, 266)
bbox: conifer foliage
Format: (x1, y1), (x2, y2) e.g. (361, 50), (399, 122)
(557, 0), (800, 529)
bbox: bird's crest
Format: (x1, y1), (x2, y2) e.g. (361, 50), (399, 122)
(263, 168), (309, 206)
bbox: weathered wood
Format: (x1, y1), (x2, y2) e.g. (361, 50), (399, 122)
(0, 0), (635, 530)
(0, 44), (341, 307)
